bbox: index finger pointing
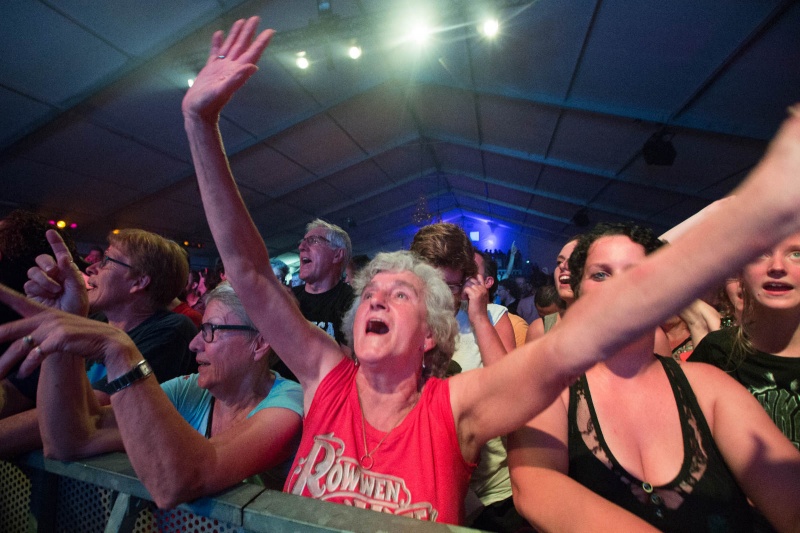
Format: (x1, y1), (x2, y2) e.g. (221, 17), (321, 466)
(45, 229), (74, 264)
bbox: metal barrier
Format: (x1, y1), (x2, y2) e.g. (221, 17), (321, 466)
(0, 452), (478, 532)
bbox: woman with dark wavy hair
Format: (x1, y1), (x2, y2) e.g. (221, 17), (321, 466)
(509, 222), (800, 532)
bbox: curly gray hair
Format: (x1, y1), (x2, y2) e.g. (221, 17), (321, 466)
(342, 251), (458, 381)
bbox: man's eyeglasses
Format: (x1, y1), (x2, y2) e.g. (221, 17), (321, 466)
(101, 255), (133, 269)
(298, 235), (330, 247)
(199, 323), (257, 343)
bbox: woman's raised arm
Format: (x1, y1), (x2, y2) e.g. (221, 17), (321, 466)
(181, 17), (343, 395)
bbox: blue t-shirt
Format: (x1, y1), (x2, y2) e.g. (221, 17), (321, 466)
(161, 372), (304, 486)
(160, 372), (303, 433)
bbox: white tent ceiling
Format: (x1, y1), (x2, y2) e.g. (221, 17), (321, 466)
(1, 0), (798, 266)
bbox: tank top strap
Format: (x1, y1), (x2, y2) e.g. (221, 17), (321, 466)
(658, 356), (714, 457)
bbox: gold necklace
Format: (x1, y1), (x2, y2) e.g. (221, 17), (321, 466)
(356, 384), (418, 470)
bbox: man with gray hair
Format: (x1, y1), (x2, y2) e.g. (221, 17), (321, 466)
(291, 219), (354, 346)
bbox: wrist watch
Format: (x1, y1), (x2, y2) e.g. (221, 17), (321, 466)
(107, 360), (153, 394)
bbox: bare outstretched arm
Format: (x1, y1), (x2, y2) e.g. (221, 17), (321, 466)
(451, 108), (800, 459)
(182, 17), (342, 403)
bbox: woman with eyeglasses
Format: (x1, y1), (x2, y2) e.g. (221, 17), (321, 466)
(3, 271), (302, 509)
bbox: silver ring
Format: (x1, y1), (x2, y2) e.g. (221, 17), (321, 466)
(34, 346), (43, 357)
(23, 335), (33, 347)
(217, 55), (226, 59)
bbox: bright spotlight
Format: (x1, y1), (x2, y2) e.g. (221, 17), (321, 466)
(481, 18), (499, 37)
(296, 52), (309, 69)
(187, 78), (195, 87)
(409, 23), (431, 44)
(348, 45), (362, 59)
(56, 220), (66, 229)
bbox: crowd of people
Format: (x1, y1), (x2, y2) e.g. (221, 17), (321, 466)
(0, 16), (799, 532)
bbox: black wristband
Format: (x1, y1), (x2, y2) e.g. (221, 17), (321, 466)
(106, 360), (153, 394)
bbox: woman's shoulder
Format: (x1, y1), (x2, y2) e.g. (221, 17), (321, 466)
(680, 359), (734, 382)
(679, 360), (754, 418)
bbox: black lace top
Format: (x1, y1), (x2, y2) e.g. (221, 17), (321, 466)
(568, 356), (753, 532)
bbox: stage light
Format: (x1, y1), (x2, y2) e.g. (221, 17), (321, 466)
(56, 220), (66, 229)
(70, 223), (77, 229)
(296, 52), (309, 69)
(187, 78), (194, 87)
(348, 45), (362, 59)
(409, 22), (431, 44)
(481, 19), (499, 37)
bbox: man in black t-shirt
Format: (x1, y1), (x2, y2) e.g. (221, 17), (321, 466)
(276, 220), (354, 381)
(292, 219), (354, 343)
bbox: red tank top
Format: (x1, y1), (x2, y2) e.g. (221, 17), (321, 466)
(284, 358), (474, 524)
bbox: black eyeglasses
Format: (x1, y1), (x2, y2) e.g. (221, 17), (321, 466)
(298, 235), (330, 247)
(101, 254), (132, 269)
(199, 323), (257, 343)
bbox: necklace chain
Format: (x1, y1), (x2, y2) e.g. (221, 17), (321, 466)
(356, 384), (417, 470)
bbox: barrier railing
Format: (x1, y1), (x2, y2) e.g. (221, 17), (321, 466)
(1, 451), (479, 532)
